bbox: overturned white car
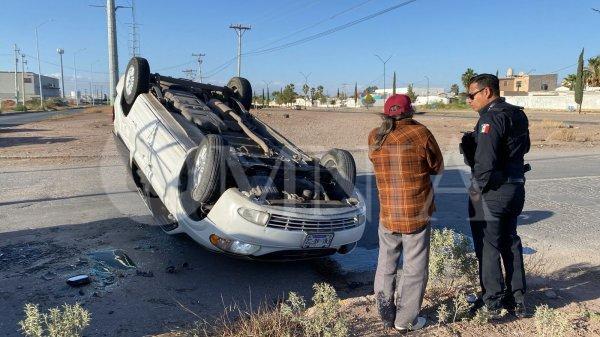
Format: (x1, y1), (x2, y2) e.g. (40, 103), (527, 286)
(113, 57), (365, 259)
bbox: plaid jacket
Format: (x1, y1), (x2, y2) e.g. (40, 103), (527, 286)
(368, 119), (444, 233)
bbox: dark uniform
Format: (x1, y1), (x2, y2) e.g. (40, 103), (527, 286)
(460, 97), (530, 310)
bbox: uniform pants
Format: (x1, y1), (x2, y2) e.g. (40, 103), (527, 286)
(374, 224), (430, 327)
(469, 183), (527, 308)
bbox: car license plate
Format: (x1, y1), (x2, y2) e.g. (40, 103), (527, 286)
(303, 233), (334, 249)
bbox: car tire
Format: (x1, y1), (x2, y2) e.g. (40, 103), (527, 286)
(320, 149), (356, 199)
(123, 57), (151, 105)
(227, 77), (252, 111)
(190, 134), (227, 204)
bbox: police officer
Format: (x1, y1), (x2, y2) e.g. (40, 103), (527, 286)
(460, 74), (530, 318)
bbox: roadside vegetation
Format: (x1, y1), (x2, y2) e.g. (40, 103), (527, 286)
(19, 303), (90, 337)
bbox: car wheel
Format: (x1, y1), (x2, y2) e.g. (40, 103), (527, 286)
(227, 77), (252, 111)
(123, 57), (151, 105)
(190, 134), (227, 204)
(320, 149), (356, 199)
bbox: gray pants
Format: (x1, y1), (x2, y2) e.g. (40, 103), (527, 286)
(374, 224), (431, 327)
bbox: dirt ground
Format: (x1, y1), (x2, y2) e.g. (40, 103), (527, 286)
(1, 106), (599, 336)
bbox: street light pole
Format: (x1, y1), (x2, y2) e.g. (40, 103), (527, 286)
(375, 54), (392, 99)
(57, 48), (65, 99)
(35, 19), (53, 110)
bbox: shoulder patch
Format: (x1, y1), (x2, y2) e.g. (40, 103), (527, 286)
(480, 123), (491, 134)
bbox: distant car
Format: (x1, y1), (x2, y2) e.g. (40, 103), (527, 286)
(293, 105), (302, 110)
(113, 57), (366, 260)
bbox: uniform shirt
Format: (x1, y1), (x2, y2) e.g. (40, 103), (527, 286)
(368, 118), (444, 234)
(472, 97), (530, 192)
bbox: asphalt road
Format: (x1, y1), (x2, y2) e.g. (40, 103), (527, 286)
(0, 108), (86, 127)
(0, 117), (599, 335)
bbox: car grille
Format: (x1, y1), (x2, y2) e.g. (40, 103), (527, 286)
(266, 213), (359, 233)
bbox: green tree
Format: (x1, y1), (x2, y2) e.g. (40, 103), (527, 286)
(316, 85), (327, 104)
(364, 93), (375, 109)
(392, 72), (397, 95)
(450, 84), (460, 95)
(575, 48), (585, 113)
(302, 83), (310, 108)
(406, 84), (418, 102)
(364, 86), (378, 95)
(461, 68), (477, 91)
(562, 74), (577, 90)
(354, 82), (358, 104)
(310, 87), (316, 105)
(281, 83), (298, 105)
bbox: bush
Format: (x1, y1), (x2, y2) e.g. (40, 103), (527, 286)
(14, 104), (28, 112)
(534, 305), (570, 337)
(192, 283), (347, 337)
(428, 228), (478, 289)
(19, 303), (91, 337)
(426, 100), (470, 110)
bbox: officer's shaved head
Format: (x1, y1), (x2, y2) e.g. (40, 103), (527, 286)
(469, 74), (500, 97)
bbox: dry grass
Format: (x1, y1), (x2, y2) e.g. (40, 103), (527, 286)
(19, 303), (91, 337)
(177, 283), (348, 337)
(534, 120), (571, 129)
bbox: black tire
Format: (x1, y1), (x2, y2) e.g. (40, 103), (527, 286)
(123, 57), (151, 105)
(227, 77), (252, 110)
(320, 149), (356, 199)
(190, 134), (227, 204)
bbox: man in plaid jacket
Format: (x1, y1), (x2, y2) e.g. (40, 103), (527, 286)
(368, 94), (444, 332)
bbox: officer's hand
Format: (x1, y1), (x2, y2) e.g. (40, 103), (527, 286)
(469, 186), (481, 202)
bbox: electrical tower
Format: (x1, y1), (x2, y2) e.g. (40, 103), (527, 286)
(192, 53), (205, 82)
(128, 0), (140, 57)
(229, 24), (251, 77)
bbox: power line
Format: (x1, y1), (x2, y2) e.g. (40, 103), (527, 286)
(248, 0), (418, 55)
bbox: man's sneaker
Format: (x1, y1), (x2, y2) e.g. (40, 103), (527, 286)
(468, 298), (485, 317)
(513, 301), (528, 318)
(395, 317), (426, 332)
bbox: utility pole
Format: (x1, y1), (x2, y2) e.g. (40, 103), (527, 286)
(107, 0), (119, 105)
(21, 54), (27, 104)
(90, 62), (94, 106)
(229, 24), (251, 77)
(192, 53), (205, 82)
(91, 0), (130, 104)
(14, 44), (20, 104)
(57, 48), (65, 99)
(375, 54), (392, 99)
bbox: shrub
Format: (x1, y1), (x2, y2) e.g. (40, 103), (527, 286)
(428, 228), (478, 289)
(194, 283), (347, 337)
(19, 303), (91, 337)
(534, 305), (570, 337)
(14, 104), (28, 112)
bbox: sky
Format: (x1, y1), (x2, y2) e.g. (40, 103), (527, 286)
(1, 0), (599, 96)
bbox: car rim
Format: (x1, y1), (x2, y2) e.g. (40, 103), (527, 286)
(125, 66), (136, 95)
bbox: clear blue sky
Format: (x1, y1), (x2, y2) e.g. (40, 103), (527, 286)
(1, 0), (599, 95)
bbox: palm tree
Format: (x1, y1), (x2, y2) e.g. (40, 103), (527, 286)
(461, 68), (477, 91)
(562, 74), (577, 90)
(586, 56), (600, 87)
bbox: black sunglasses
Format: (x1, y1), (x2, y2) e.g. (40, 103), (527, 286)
(467, 87), (486, 100)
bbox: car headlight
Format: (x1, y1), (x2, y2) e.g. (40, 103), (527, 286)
(354, 213), (367, 225)
(209, 234), (261, 255)
(237, 207), (270, 226)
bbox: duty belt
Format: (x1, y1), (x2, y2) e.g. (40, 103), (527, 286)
(505, 177), (525, 184)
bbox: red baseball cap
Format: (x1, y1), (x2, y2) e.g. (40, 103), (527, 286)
(384, 94), (414, 117)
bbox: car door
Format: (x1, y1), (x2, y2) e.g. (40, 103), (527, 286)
(128, 101), (158, 181)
